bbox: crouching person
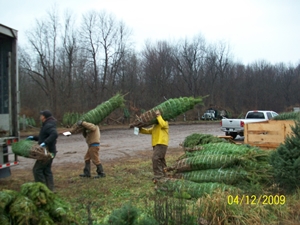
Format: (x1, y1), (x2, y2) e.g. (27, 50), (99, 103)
(77, 121), (105, 178)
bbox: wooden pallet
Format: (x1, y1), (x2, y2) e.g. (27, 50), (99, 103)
(244, 120), (295, 149)
(217, 135), (233, 140)
(217, 135), (241, 144)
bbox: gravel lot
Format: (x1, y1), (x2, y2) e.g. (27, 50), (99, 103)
(13, 123), (224, 170)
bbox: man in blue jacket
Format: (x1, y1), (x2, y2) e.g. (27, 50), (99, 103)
(28, 110), (58, 191)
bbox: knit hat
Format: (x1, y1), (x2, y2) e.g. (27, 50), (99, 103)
(40, 110), (52, 119)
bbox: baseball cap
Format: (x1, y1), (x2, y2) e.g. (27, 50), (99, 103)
(40, 110), (52, 119)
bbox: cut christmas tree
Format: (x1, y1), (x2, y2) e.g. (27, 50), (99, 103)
(12, 140), (52, 161)
(62, 112), (84, 127)
(157, 178), (239, 199)
(9, 195), (37, 224)
(70, 93), (125, 134)
(0, 183), (77, 225)
(272, 111), (300, 121)
(182, 133), (226, 151)
(176, 168), (248, 185)
(129, 96), (206, 128)
(171, 154), (242, 173)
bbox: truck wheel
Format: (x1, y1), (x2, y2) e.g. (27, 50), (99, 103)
(229, 132), (237, 140)
(238, 132), (244, 137)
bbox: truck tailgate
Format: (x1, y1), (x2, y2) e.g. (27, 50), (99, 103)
(222, 119), (241, 128)
(221, 119), (242, 132)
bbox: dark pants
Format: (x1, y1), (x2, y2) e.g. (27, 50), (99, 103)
(152, 144), (168, 179)
(33, 157), (55, 191)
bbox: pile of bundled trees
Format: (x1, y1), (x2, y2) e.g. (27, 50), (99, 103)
(0, 182), (77, 225)
(159, 134), (273, 198)
(272, 111), (300, 121)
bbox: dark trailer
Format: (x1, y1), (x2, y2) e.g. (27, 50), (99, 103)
(0, 24), (20, 178)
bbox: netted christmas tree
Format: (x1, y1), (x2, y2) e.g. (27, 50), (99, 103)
(12, 140), (53, 161)
(182, 133), (226, 149)
(270, 120), (300, 193)
(70, 93), (125, 134)
(272, 111), (300, 120)
(129, 96), (206, 128)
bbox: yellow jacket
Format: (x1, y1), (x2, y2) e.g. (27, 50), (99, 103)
(140, 115), (169, 146)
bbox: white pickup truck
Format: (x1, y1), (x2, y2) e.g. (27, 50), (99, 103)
(220, 110), (278, 139)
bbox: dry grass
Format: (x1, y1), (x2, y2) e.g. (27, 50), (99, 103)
(0, 148), (182, 224)
(1, 147), (300, 225)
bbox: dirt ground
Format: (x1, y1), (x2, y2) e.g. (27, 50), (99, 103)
(12, 123), (224, 170)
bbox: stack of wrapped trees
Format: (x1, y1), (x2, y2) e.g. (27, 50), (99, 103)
(129, 96), (206, 128)
(272, 111), (300, 121)
(70, 93), (125, 134)
(158, 134), (273, 199)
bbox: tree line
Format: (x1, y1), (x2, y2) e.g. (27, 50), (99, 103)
(19, 9), (300, 122)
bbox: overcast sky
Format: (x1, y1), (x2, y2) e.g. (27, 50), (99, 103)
(1, 0), (300, 65)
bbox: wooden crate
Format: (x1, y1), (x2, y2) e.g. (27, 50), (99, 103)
(244, 120), (295, 149)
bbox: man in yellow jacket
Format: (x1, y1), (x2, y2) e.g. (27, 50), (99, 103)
(139, 110), (169, 180)
(77, 121), (106, 178)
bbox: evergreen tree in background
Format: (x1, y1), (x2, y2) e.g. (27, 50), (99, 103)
(270, 121), (300, 193)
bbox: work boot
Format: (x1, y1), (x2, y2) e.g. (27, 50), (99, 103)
(80, 162), (91, 177)
(94, 164), (106, 179)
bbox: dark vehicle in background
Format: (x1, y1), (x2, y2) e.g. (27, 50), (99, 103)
(201, 108), (227, 120)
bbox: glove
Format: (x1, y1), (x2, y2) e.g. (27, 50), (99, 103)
(77, 120), (83, 126)
(27, 136), (34, 140)
(40, 142), (46, 148)
(155, 110), (161, 116)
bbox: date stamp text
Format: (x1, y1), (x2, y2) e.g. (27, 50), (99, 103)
(227, 195), (285, 205)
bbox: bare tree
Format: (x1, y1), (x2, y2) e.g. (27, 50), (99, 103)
(142, 41), (175, 107)
(60, 10), (78, 103)
(204, 41), (231, 106)
(22, 6), (60, 115)
(105, 20), (132, 95)
(274, 63), (299, 110)
(17, 7), (300, 121)
(172, 35), (207, 97)
(80, 11), (100, 104)
(80, 10), (132, 103)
